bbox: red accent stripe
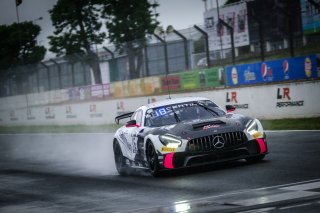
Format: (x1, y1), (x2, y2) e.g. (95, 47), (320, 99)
(256, 138), (266, 153)
(164, 153), (174, 169)
(125, 124), (140, 128)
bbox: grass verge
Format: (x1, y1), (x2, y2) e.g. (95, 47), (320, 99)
(0, 117), (319, 134)
(260, 117), (320, 131)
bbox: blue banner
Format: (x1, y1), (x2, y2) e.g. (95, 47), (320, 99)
(226, 55), (318, 86)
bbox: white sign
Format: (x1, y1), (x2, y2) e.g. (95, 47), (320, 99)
(204, 2), (250, 51)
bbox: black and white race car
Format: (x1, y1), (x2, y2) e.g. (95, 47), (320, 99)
(113, 97), (268, 176)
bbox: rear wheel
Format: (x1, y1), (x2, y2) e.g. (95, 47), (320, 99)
(146, 142), (160, 177)
(113, 140), (127, 176)
(246, 154), (265, 163)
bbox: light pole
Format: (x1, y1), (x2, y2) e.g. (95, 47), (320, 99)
(219, 19), (235, 65)
(166, 25), (189, 70)
(153, 33), (169, 75)
(194, 25), (211, 67)
(216, 0), (224, 60)
(276, 6), (295, 57)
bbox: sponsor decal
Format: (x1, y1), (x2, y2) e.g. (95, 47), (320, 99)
(90, 104), (103, 118)
(45, 107), (55, 119)
(305, 57), (312, 78)
(244, 67), (256, 82)
(66, 106), (77, 119)
(276, 87), (304, 108)
(226, 91), (249, 109)
(27, 108), (35, 120)
(10, 110), (18, 121)
(119, 130), (132, 152)
(261, 63), (273, 81)
(231, 67), (238, 85)
(203, 124), (220, 130)
(161, 147), (177, 152)
(283, 60), (290, 80)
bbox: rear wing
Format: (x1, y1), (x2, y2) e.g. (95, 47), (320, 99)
(115, 112), (134, 124)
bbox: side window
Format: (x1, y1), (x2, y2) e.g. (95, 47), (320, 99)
(132, 110), (143, 126)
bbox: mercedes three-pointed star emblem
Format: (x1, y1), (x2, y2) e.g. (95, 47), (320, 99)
(213, 136), (225, 149)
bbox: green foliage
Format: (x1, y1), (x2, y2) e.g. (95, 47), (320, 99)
(49, 0), (106, 56)
(0, 21), (46, 71)
(49, 0), (106, 83)
(193, 35), (205, 53)
(102, 0), (159, 79)
(103, 0), (158, 46)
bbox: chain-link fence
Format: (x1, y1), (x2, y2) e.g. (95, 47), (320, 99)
(1, 0), (320, 98)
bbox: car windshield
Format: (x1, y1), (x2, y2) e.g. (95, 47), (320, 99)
(145, 101), (225, 127)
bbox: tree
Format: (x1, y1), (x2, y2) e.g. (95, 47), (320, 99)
(0, 22), (46, 94)
(48, 0), (106, 84)
(102, 0), (159, 79)
(0, 22), (46, 70)
(193, 35), (205, 53)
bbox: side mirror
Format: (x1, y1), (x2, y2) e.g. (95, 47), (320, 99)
(125, 120), (140, 128)
(226, 105), (236, 113)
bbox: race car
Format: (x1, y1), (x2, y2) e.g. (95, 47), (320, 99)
(113, 97), (268, 176)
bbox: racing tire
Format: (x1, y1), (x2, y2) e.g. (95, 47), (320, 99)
(246, 154), (265, 163)
(146, 142), (160, 177)
(113, 140), (127, 176)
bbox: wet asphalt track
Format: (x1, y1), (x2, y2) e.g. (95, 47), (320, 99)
(0, 131), (320, 212)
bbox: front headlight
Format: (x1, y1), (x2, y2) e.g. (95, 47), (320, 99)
(159, 134), (182, 148)
(246, 119), (263, 138)
(246, 120), (258, 134)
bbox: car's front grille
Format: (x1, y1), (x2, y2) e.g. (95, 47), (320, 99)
(186, 131), (247, 153)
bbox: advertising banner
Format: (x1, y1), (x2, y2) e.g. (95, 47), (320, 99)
(300, 0), (320, 35)
(68, 88), (79, 101)
(161, 75), (180, 91)
(180, 71), (200, 90)
(142, 77), (161, 94)
(102, 84), (111, 97)
(179, 68), (224, 90)
(112, 82), (124, 98)
(226, 55), (318, 86)
(204, 68), (224, 87)
(91, 85), (104, 99)
(77, 86), (90, 100)
(204, 2), (249, 51)
(128, 79), (142, 96)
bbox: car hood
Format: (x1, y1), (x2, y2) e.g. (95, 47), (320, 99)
(147, 114), (252, 140)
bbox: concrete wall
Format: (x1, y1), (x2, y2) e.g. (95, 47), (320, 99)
(0, 81), (319, 126)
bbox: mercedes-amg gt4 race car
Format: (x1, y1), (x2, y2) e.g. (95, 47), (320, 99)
(113, 97), (268, 176)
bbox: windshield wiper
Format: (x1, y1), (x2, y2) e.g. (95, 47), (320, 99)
(171, 106), (180, 123)
(195, 102), (219, 117)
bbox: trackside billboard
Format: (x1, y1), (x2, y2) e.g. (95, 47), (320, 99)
(226, 55), (318, 86)
(204, 2), (249, 51)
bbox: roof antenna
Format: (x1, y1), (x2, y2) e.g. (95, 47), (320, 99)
(165, 74), (171, 99)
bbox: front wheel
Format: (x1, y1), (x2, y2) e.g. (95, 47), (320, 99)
(146, 142), (160, 177)
(113, 140), (127, 176)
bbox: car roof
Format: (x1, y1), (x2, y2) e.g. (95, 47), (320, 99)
(145, 97), (210, 109)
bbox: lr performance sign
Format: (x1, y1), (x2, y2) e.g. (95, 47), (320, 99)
(204, 2), (250, 51)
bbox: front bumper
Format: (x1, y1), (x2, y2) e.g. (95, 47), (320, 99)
(158, 138), (268, 170)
